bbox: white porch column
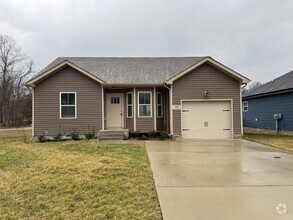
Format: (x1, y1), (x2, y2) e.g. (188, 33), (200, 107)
(153, 87), (157, 130)
(133, 87), (137, 131)
(32, 87), (35, 137)
(101, 86), (105, 130)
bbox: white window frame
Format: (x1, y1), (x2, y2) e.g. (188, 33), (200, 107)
(126, 92), (133, 118)
(60, 92), (77, 119)
(157, 92), (163, 118)
(243, 101), (248, 112)
(138, 91), (152, 118)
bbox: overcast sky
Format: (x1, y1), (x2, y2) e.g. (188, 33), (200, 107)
(0, 0), (292, 83)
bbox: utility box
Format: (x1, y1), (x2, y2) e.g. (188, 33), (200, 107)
(274, 114), (282, 120)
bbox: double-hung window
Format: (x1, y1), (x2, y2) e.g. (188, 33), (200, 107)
(127, 92), (133, 118)
(138, 92), (152, 117)
(243, 101), (248, 112)
(60, 92), (76, 119)
(157, 92), (163, 117)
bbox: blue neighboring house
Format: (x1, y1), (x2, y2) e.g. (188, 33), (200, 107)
(242, 70), (293, 131)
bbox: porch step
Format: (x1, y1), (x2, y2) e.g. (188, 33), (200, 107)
(98, 129), (129, 140)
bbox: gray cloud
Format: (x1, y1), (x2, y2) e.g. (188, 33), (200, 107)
(0, 0), (292, 83)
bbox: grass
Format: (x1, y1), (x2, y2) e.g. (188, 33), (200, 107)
(244, 133), (293, 152)
(0, 130), (162, 219)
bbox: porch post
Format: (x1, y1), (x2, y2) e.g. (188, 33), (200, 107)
(153, 87), (157, 131)
(133, 87), (137, 131)
(32, 87), (35, 137)
(102, 86), (104, 130)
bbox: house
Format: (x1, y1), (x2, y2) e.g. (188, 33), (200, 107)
(25, 57), (250, 139)
(243, 70), (293, 131)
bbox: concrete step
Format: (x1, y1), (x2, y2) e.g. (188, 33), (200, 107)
(98, 129), (129, 140)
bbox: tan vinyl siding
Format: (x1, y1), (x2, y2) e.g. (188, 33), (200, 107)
(34, 66), (102, 136)
(136, 88), (154, 132)
(172, 63), (241, 136)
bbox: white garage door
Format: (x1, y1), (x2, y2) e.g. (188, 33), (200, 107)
(181, 101), (232, 139)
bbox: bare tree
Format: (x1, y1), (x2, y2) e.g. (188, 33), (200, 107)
(243, 81), (263, 94)
(0, 34), (33, 126)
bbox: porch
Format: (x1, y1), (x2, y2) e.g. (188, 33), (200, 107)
(102, 87), (170, 135)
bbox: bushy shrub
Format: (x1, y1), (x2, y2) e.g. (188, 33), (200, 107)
(132, 131), (139, 138)
(54, 133), (62, 141)
(70, 131), (79, 141)
(160, 131), (169, 140)
(38, 135), (46, 143)
(85, 132), (95, 140)
(148, 130), (157, 138)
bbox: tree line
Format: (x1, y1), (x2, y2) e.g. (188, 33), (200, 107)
(0, 35), (33, 127)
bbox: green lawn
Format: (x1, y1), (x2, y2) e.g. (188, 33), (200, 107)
(0, 131), (162, 219)
(244, 133), (293, 152)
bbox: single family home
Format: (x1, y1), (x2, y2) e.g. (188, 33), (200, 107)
(25, 57), (250, 139)
(243, 70), (293, 131)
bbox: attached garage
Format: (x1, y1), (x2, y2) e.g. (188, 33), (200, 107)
(181, 100), (232, 139)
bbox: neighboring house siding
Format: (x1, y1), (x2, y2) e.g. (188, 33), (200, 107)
(136, 88), (154, 132)
(34, 66), (102, 135)
(243, 92), (293, 131)
(172, 63), (241, 136)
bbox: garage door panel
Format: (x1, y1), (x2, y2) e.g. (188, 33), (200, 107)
(181, 101), (232, 139)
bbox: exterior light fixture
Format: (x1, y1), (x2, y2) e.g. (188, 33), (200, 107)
(204, 90), (210, 97)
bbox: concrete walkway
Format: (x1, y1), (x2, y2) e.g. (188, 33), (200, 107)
(146, 140), (293, 220)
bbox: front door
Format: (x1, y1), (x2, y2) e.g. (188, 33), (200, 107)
(106, 93), (123, 129)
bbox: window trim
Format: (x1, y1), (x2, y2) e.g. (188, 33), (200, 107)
(157, 92), (163, 118)
(243, 101), (248, 112)
(126, 92), (133, 118)
(138, 91), (152, 118)
(60, 92), (77, 119)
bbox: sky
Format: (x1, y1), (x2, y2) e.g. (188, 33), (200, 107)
(0, 0), (292, 83)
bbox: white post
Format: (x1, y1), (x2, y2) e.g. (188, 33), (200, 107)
(32, 87), (35, 137)
(154, 87), (157, 131)
(133, 87), (137, 131)
(101, 87), (104, 130)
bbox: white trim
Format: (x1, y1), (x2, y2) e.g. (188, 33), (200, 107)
(26, 60), (105, 86)
(170, 85), (173, 135)
(102, 87), (104, 130)
(166, 57), (250, 84)
(157, 92), (163, 118)
(126, 92), (133, 118)
(133, 88), (137, 131)
(153, 88), (157, 130)
(137, 91), (152, 118)
(240, 83), (243, 135)
(32, 87), (35, 137)
(242, 101), (248, 112)
(180, 99), (234, 139)
(59, 92), (77, 119)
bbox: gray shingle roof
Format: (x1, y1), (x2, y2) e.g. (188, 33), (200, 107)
(243, 70), (293, 97)
(35, 57), (207, 84)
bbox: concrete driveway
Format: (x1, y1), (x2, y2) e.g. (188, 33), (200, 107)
(146, 140), (293, 220)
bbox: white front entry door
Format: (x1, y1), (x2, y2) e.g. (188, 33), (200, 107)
(106, 93), (123, 129)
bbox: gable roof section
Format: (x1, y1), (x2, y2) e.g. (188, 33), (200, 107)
(26, 60), (106, 86)
(26, 56), (249, 86)
(165, 57), (250, 84)
(243, 70), (293, 98)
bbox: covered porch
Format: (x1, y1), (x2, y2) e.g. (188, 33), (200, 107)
(101, 86), (170, 135)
